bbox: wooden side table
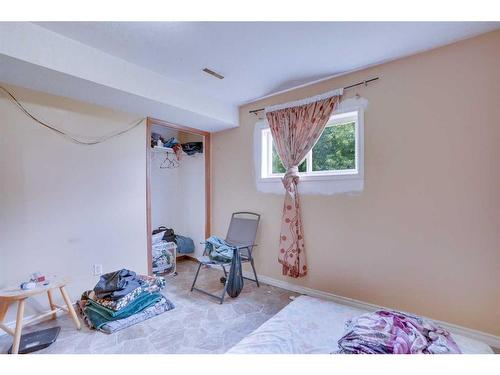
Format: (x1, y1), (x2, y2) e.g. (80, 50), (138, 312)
(0, 277), (81, 354)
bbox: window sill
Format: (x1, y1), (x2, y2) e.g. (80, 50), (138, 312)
(256, 174), (364, 195)
(259, 172), (361, 183)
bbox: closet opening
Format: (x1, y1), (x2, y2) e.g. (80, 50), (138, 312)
(145, 117), (211, 277)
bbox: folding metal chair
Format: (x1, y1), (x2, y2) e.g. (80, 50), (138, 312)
(190, 212), (260, 304)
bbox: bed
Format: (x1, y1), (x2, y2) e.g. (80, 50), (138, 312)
(227, 295), (493, 354)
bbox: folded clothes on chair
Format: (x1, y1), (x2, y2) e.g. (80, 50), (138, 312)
(205, 236), (235, 263)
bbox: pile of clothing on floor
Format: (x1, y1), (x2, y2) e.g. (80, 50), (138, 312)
(77, 269), (174, 334)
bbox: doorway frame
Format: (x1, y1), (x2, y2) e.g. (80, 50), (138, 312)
(146, 117), (211, 275)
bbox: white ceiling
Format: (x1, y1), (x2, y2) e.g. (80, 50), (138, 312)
(0, 22), (237, 131)
(1, 22), (498, 132)
(36, 22), (499, 106)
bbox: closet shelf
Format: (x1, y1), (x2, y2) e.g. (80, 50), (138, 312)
(152, 146), (176, 154)
(152, 146), (191, 157)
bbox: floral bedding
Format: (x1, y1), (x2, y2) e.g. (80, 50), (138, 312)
(336, 310), (461, 354)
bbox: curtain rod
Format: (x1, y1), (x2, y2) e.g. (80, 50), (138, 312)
(248, 77), (379, 114)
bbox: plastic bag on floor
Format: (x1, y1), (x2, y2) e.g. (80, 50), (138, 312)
(226, 248), (244, 298)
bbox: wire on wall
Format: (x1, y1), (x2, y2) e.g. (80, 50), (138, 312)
(0, 85), (145, 145)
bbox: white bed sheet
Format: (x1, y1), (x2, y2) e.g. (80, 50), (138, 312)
(227, 295), (493, 354)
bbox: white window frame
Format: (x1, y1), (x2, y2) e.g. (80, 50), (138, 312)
(261, 111), (360, 180)
(254, 96), (367, 195)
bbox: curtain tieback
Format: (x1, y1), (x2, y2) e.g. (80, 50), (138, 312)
(282, 166), (300, 190)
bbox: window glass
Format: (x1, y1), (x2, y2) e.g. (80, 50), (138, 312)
(312, 122), (355, 171)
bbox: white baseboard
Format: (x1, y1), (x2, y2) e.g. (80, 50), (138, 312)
(244, 271), (500, 349)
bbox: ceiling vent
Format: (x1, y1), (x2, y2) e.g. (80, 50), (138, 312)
(202, 68), (224, 80)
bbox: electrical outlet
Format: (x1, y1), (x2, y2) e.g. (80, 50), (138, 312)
(93, 264), (103, 276)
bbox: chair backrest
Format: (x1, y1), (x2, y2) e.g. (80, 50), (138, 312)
(225, 212), (260, 247)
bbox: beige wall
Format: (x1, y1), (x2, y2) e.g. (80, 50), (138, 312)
(211, 30), (500, 335)
(0, 84), (148, 323)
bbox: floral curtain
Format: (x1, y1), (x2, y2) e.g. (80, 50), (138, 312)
(265, 89), (342, 278)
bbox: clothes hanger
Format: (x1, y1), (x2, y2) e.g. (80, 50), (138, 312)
(160, 152), (180, 169)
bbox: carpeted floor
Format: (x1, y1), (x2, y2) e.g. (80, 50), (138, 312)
(0, 260), (298, 354)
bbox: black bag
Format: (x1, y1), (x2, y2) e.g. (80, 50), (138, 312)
(226, 248), (244, 298)
(152, 226), (176, 243)
(181, 142), (203, 156)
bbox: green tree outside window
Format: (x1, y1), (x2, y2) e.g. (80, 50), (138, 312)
(271, 121), (355, 174)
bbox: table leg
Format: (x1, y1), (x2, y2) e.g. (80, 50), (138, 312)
(59, 286), (81, 330)
(0, 301), (15, 336)
(46, 290), (56, 320)
(12, 299), (25, 354)
(0, 301), (9, 322)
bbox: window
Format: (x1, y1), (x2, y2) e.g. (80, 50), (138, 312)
(260, 111), (360, 179)
(254, 97), (366, 195)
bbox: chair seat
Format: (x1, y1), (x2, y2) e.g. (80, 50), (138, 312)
(196, 255), (251, 265)
(196, 256), (231, 265)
